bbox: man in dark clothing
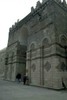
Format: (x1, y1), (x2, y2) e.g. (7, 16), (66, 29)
(62, 78), (66, 90)
(26, 76), (29, 85)
(23, 75), (27, 85)
(16, 73), (21, 82)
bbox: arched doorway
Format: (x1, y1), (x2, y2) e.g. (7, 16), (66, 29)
(16, 26), (29, 79)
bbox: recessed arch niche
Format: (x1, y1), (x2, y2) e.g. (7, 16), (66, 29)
(42, 38), (50, 48)
(19, 26), (29, 46)
(30, 43), (36, 51)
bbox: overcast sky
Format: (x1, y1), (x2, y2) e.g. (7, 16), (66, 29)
(0, 0), (66, 50)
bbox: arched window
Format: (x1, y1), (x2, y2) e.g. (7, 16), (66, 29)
(42, 38), (49, 48)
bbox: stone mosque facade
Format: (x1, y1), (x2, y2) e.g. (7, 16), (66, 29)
(0, 0), (67, 89)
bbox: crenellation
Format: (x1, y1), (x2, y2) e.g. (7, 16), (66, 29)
(36, 1), (41, 9)
(9, 19), (20, 32)
(62, 0), (67, 7)
(42, 0), (48, 4)
(31, 6), (35, 13)
(63, 0), (66, 5)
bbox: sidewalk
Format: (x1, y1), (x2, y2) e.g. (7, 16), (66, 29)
(0, 80), (67, 100)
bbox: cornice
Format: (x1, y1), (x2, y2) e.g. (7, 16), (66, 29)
(9, 0), (67, 34)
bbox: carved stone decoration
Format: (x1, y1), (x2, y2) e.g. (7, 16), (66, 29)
(31, 64), (36, 72)
(44, 61), (51, 71)
(56, 62), (67, 71)
(56, 63), (61, 71)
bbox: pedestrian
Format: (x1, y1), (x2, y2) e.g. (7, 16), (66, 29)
(23, 75), (27, 85)
(16, 73), (21, 83)
(26, 76), (29, 85)
(62, 78), (66, 90)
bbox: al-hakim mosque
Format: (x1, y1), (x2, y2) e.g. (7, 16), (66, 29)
(0, 0), (67, 89)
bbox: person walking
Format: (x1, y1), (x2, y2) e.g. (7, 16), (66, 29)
(23, 75), (27, 85)
(26, 76), (29, 85)
(62, 78), (66, 90)
(16, 73), (21, 83)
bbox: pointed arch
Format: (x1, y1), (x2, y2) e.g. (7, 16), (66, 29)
(30, 42), (36, 51)
(42, 37), (50, 48)
(60, 35), (67, 46)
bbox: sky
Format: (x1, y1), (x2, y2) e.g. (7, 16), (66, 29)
(0, 0), (66, 50)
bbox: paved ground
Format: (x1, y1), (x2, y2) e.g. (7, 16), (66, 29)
(0, 80), (67, 100)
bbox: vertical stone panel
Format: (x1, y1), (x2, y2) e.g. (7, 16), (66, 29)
(30, 59), (41, 85)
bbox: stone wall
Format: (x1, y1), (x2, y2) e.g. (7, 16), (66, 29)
(4, 42), (26, 81)
(0, 48), (6, 79)
(26, 0), (67, 89)
(0, 0), (67, 89)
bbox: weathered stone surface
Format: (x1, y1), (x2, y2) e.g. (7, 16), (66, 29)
(0, 0), (67, 89)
